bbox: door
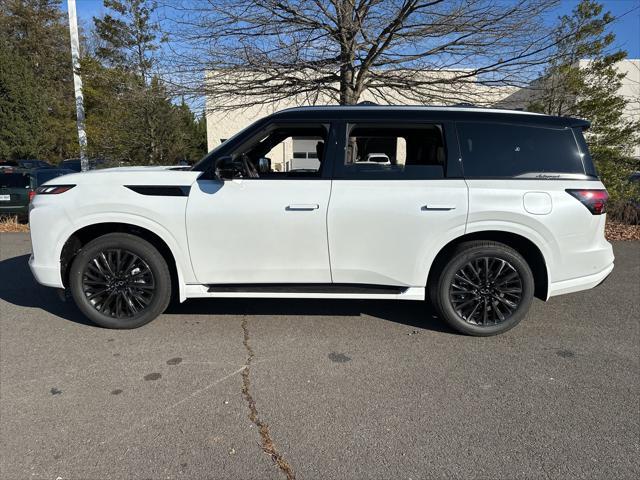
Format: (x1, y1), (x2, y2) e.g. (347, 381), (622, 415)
(186, 122), (335, 284)
(327, 121), (468, 287)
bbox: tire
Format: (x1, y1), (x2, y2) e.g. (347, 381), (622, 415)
(429, 241), (534, 336)
(69, 233), (171, 329)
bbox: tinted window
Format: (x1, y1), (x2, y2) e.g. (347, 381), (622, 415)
(457, 122), (585, 178)
(0, 173), (30, 188)
(336, 124), (446, 180)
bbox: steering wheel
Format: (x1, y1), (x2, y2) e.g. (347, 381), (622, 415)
(240, 155), (259, 178)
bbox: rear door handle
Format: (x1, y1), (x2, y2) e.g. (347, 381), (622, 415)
(421, 204), (456, 211)
(286, 204), (320, 211)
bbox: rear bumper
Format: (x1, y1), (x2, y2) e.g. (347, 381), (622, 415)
(547, 262), (614, 298)
(29, 254), (63, 288)
(0, 204), (28, 215)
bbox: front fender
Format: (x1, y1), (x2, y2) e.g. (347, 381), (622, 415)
(57, 213), (193, 302)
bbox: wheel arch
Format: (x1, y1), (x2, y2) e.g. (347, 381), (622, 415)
(427, 230), (549, 301)
(60, 222), (186, 302)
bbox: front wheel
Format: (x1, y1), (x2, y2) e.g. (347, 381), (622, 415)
(430, 241), (534, 336)
(69, 233), (171, 329)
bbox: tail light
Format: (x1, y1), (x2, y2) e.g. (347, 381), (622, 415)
(35, 185), (75, 195)
(28, 190), (36, 202)
(566, 189), (608, 215)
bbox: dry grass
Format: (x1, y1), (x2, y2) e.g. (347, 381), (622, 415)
(0, 216), (29, 233)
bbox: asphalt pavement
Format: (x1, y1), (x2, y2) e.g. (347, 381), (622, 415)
(0, 233), (638, 479)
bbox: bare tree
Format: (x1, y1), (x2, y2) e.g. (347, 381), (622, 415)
(161, 0), (564, 109)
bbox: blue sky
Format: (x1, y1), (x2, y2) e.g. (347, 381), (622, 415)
(69, 0), (640, 58)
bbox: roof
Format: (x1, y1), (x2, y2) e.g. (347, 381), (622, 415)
(270, 105), (590, 128)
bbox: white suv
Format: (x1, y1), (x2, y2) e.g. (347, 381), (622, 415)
(28, 106), (614, 335)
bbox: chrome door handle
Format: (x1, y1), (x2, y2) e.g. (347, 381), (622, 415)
(421, 204), (456, 211)
(286, 204), (320, 211)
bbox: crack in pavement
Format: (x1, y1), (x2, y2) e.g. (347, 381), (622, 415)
(241, 317), (296, 480)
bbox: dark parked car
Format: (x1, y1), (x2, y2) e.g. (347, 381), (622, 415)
(16, 159), (53, 170)
(30, 168), (75, 190)
(0, 171), (31, 219)
(0, 168), (74, 221)
(59, 158), (105, 172)
(0, 161), (19, 171)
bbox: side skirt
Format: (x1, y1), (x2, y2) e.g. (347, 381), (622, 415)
(182, 284), (425, 301)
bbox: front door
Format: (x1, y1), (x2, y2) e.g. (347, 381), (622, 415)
(186, 122), (334, 284)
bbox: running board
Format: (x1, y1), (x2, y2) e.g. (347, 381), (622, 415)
(182, 284), (425, 301)
(207, 283), (407, 294)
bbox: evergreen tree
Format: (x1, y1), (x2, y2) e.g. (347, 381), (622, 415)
(89, 0), (206, 165)
(0, 42), (46, 159)
(528, 0), (639, 200)
(94, 0), (159, 83)
(0, 0), (77, 162)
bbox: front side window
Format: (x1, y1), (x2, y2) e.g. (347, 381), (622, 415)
(229, 124), (329, 178)
(336, 124), (446, 179)
(457, 122), (586, 178)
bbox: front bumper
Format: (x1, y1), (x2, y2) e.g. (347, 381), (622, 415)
(29, 254), (63, 288)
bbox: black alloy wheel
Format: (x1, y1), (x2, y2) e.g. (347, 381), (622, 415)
(69, 233), (171, 329)
(429, 240), (534, 336)
(449, 256), (523, 326)
(81, 248), (156, 318)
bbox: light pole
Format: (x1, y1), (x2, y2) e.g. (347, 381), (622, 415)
(67, 0), (88, 172)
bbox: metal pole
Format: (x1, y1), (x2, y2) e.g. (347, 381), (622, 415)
(67, 0), (88, 172)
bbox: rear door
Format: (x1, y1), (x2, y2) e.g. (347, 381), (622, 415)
(327, 120), (468, 287)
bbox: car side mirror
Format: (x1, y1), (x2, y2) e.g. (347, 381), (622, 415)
(258, 157), (271, 173)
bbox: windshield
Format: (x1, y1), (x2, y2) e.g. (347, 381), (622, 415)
(0, 173), (30, 188)
(192, 117), (268, 171)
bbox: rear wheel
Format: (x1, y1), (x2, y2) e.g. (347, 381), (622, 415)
(69, 233), (171, 328)
(430, 241), (534, 336)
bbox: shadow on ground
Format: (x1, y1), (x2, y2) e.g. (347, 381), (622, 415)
(0, 253), (454, 333)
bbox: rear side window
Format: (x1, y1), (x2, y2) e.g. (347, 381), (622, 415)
(457, 122), (586, 178)
(336, 124), (446, 179)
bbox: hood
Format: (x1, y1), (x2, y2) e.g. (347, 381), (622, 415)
(95, 165), (190, 173)
(43, 165), (202, 187)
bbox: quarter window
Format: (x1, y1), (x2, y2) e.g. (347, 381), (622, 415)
(457, 122), (585, 178)
(336, 124), (446, 179)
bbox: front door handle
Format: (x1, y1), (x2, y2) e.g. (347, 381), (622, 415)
(421, 204), (456, 211)
(286, 204), (320, 211)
